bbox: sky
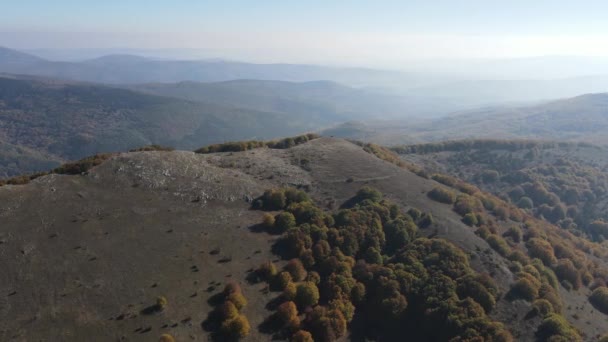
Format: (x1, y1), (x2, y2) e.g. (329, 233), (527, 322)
(2, 1), (608, 67)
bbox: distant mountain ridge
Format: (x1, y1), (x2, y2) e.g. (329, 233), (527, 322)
(0, 47), (432, 88)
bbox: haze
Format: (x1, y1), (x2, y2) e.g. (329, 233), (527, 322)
(3, 1), (608, 77)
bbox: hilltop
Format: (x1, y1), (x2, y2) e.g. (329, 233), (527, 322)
(2, 137), (608, 341)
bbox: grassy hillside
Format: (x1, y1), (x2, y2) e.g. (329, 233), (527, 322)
(2, 137), (608, 341)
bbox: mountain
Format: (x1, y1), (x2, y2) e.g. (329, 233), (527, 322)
(123, 79), (428, 121)
(1, 137), (607, 341)
(0, 76), (334, 176)
(0, 47), (439, 88)
(324, 93), (608, 145)
(0, 46), (45, 66)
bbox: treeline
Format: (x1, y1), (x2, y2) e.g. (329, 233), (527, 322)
(195, 134), (319, 154)
(252, 187), (513, 341)
(393, 139), (594, 155)
(0, 153), (114, 187)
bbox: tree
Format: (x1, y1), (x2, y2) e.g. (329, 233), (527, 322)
(364, 247), (383, 264)
(286, 259), (308, 281)
(159, 334), (175, 342)
(274, 271), (293, 291)
(275, 212), (296, 233)
(356, 187), (382, 203)
(221, 314), (251, 339)
(295, 282), (320, 308)
(262, 189), (287, 210)
(291, 330), (314, 342)
(277, 301), (298, 323)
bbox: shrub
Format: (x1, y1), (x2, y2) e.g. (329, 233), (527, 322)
(227, 292), (248, 310)
(554, 259), (581, 290)
(589, 287), (608, 314)
(221, 314), (251, 339)
(526, 238), (557, 266)
(355, 186), (383, 203)
(504, 226), (523, 243)
(493, 205), (510, 221)
(53, 153), (114, 175)
(510, 278), (538, 301)
(462, 213), (479, 227)
(261, 189), (287, 210)
(156, 296), (168, 310)
(295, 282), (320, 308)
(275, 212), (297, 233)
(224, 282), (242, 295)
(532, 299), (554, 317)
(130, 145), (174, 152)
(535, 314), (581, 342)
(258, 261), (278, 281)
(428, 187), (456, 204)
(481, 170), (500, 183)
(159, 334), (176, 342)
(486, 234), (510, 257)
(263, 213), (276, 229)
(291, 330), (314, 342)
(219, 301), (239, 321)
(454, 195), (483, 216)
(517, 196), (534, 209)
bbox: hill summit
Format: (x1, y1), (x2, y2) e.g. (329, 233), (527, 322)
(1, 137), (607, 341)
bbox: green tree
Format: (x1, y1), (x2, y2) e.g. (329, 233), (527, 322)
(296, 282), (320, 308)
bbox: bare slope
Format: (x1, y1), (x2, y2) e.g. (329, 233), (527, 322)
(1, 138), (607, 341)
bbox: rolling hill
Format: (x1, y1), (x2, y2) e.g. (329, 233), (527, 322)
(1, 137), (608, 341)
(123, 79), (423, 121)
(324, 93), (608, 145)
(0, 76), (334, 176)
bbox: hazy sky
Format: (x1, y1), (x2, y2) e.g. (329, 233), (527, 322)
(2, 1), (608, 66)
